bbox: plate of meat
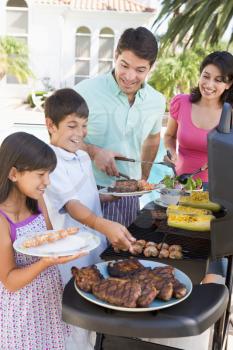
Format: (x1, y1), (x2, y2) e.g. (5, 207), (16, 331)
(99, 180), (163, 197)
(13, 228), (100, 257)
(73, 258), (192, 312)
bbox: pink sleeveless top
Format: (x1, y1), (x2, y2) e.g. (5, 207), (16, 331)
(170, 94), (210, 182)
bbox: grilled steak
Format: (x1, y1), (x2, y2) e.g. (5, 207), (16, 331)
(92, 278), (142, 308)
(107, 258), (145, 278)
(131, 268), (174, 301)
(170, 278), (187, 299)
(72, 265), (104, 292)
(108, 179), (139, 193)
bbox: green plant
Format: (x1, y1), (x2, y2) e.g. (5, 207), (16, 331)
(26, 91), (48, 108)
(0, 36), (33, 82)
(153, 0), (233, 50)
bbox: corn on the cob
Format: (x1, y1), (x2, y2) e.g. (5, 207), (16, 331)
(167, 213), (214, 231)
(179, 191), (221, 212)
(166, 204), (211, 216)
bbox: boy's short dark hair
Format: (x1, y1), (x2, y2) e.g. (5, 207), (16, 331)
(44, 88), (89, 126)
(116, 27), (158, 67)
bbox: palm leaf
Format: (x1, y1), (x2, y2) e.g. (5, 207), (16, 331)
(153, 0), (233, 49)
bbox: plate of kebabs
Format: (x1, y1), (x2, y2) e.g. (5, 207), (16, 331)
(13, 227), (100, 257)
(73, 258), (192, 312)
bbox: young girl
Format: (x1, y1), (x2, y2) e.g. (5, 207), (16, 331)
(0, 132), (85, 349)
(164, 51), (233, 183)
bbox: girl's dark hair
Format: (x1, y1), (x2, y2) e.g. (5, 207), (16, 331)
(44, 88), (89, 127)
(0, 132), (57, 213)
(190, 51), (233, 105)
(116, 27), (158, 67)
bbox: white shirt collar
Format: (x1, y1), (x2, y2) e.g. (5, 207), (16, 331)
(50, 144), (79, 161)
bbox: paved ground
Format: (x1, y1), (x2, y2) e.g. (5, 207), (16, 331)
(1, 97), (233, 350)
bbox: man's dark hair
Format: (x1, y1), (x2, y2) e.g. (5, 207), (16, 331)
(44, 88), (89, 127)
(116, 27), (158, 67)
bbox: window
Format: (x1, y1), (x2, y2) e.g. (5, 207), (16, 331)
(75, 26), (91, 84)
(98, 28), (114, 74)
(6, 0), (28, 84)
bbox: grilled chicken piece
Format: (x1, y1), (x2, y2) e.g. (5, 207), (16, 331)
(157, 242), (169, 250)
(131, 240), (146, 255)
(158, 248), (169, 259)
(144, 245), (159, 257)
(107, 258), (145, 278)
(169, 250), (183, 259)
(72, 265), (104, 292)
(169, 244), (182, 252)
(92, 278), (142, 308)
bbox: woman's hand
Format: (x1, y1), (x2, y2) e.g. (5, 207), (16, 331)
(164, 149), (177, 164)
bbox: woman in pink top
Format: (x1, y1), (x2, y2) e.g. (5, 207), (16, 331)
(164, 51), (233, 183)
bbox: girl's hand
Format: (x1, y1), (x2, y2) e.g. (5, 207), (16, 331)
(41, 251), (87, 267)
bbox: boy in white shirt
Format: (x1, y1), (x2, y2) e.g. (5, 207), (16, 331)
(44, 88), (135, 350)
(44, 88), (134, 282)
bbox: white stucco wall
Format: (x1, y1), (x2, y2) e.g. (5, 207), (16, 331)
(0, 1), (156, 98)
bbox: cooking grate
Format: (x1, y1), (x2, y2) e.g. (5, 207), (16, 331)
(101, 230), (210, 262)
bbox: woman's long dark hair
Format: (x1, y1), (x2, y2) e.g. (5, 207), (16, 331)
(0, 132), (57, 214)
(190, 51), (233, 105)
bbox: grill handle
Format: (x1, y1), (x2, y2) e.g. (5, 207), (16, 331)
(217, 102), (232, 134)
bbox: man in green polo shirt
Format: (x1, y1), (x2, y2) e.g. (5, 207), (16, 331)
(75, 27), (165, 227)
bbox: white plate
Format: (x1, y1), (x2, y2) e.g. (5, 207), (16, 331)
(74, 259), (192, 312)
(154, 198), (168, 208)
(99, 184), (163, 197)
(13, 229), (100, 257)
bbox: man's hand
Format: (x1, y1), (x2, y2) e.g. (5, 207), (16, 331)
(93, 149), (124, 177)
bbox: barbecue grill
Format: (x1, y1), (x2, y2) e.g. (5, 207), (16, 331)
(62, 103), (233, 350)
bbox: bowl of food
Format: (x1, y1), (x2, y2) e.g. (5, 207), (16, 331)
(159, 188), (181, 205)
(159, 175), (203, 205)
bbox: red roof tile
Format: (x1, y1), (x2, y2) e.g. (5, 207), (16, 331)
(32, 0), (156, 13)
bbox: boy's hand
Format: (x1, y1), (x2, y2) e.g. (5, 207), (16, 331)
(41, 251), (87, 267)
(104, 221), (136, 252)
(93, 149), (124, 177)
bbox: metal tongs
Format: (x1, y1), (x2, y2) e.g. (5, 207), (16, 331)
(115, 156), (176, 171)
(176, 164), (208, 184)
(117, 172), (130, 180)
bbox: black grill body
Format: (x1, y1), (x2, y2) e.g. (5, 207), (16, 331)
(208, 103), (233, 258)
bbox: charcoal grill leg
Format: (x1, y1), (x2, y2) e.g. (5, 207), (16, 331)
(95, 333), (104, 350)
(212, 256), (233, 350)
